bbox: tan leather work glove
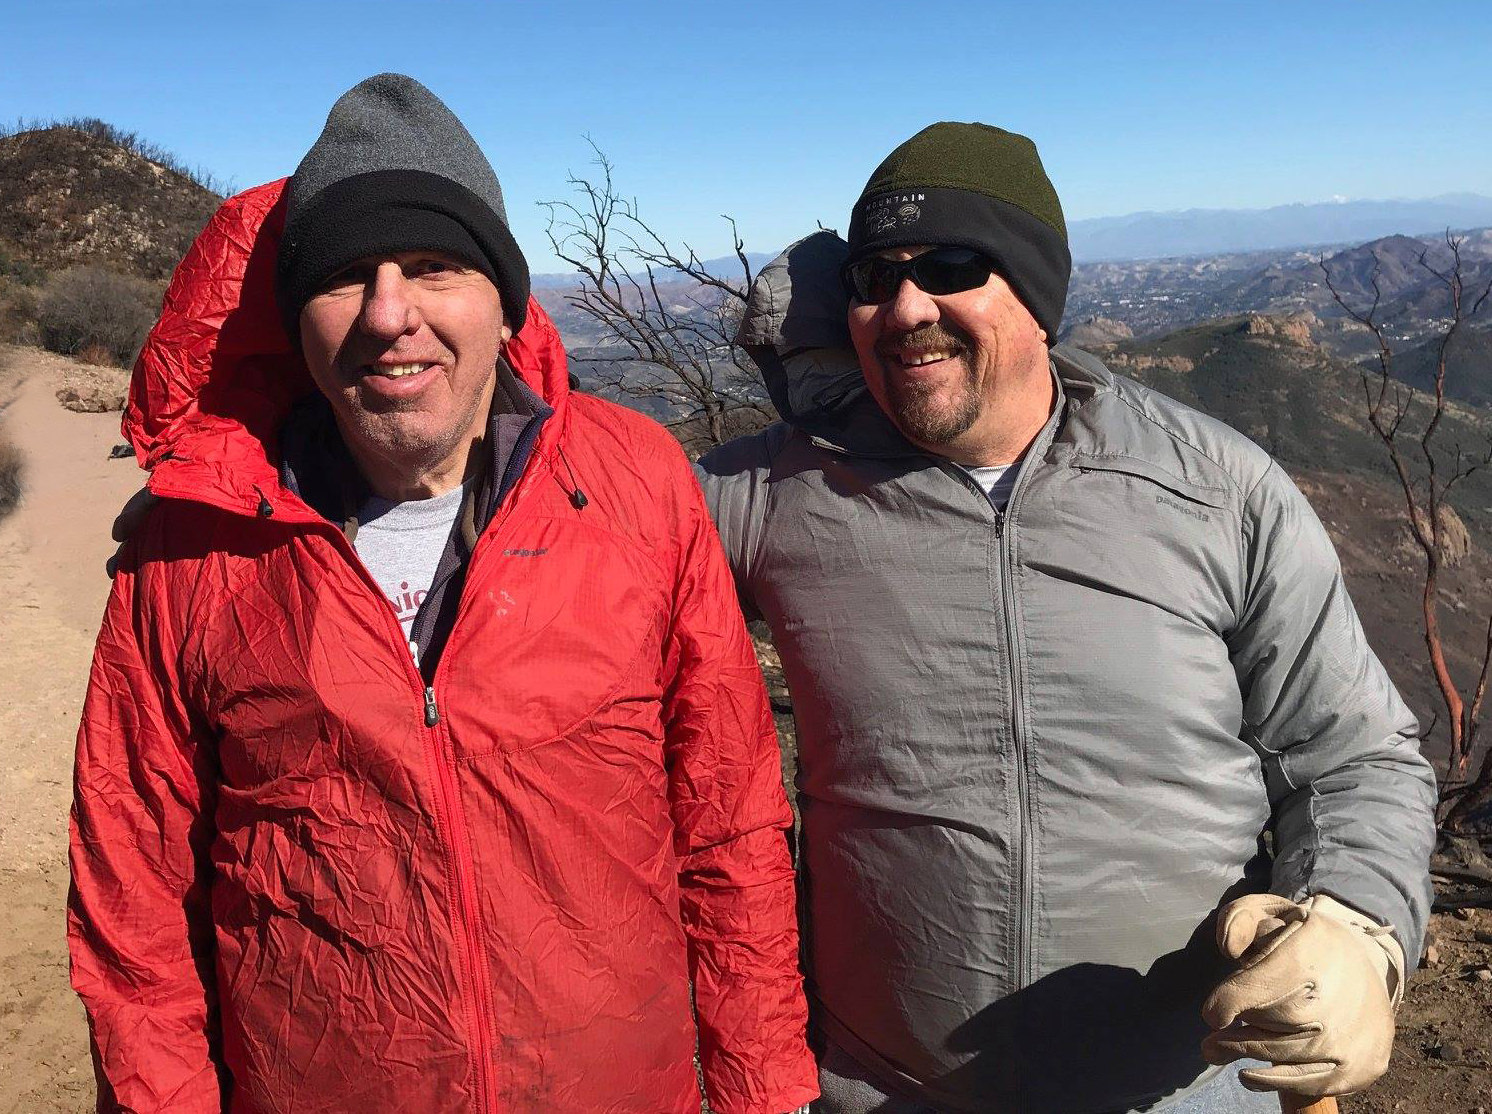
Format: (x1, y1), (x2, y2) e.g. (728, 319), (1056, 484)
(1201, 893), (1405, 1098)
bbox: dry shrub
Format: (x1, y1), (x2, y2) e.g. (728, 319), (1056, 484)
(75, 342), (117, 367)
(670, 406), (775, 459)
(37, 267), (159, 367)
(1410, 503), (1473, 568)
(0, 276), (40, 346)
(0, 242), (44, 286)
(0, 432), (21, 521)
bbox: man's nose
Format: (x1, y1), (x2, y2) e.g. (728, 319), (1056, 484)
(882, 277), (939, 333)
(360, 262), (421, 339)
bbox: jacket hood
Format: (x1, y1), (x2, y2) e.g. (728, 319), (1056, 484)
(124, 178), (571, 520)
(735, 230), (867, 440)
(736, 229), (1108, 454)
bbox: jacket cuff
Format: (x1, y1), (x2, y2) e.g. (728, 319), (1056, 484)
(1273, 848), (1424, 972)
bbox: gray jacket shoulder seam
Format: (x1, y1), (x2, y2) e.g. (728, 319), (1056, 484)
(1105, 384), (1254, 500)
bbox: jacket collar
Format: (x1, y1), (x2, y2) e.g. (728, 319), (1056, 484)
(277, 356), (549, 540)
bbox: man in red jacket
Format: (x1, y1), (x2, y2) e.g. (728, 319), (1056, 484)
(68, 73), (816, 1114)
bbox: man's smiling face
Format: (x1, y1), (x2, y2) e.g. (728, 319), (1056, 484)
(298, 250), (509, 497)
(846, 244), (1049, 459)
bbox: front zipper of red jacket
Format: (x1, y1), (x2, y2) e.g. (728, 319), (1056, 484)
(406, 470), (550, 1114)
(326, 522), (501, 1114)
(183, 483), (515, 1114)
(419, 683), (498, 1114)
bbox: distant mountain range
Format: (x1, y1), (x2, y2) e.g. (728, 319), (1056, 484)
(1218, 231), (1492, 325)
(542, 197), (1492, 281)
(1398, 321), (1492, 408)
(1062, 228), (1492, 354)
(1070, 194), (1492, 263)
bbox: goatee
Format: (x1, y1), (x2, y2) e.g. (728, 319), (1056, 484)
(881, 324), (981, 446)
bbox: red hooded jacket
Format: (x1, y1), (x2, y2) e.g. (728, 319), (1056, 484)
(68, 180), (817, 1114)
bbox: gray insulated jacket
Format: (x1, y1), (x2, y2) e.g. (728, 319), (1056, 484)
(695, 232), (1437, 1113)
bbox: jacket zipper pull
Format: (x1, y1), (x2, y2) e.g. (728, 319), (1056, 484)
(424, 686), (440, 727)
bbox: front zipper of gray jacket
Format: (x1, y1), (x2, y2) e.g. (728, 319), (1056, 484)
(988, 411), (1064, 994)
(951, 463), (1040, 997)
(992, 506), (1037, 992)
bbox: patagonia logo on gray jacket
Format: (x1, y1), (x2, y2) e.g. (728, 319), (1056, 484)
(1155, 492), (1212, 523)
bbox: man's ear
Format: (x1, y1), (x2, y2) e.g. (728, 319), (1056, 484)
(500, 324), (513, 345)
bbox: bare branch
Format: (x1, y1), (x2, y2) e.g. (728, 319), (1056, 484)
(540, 145), (771, 454)
(1330, 237), (1492, 823)
(1465, 614), (1492, 771)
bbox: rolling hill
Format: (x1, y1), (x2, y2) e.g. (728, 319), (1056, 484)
(0, 122), (221, 282)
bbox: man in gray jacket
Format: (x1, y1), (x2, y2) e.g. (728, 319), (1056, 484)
(697, 123), (1437, 1113)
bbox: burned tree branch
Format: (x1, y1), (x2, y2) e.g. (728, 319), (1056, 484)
(541, 147), (773, 455)
(1323, 235), (1492, 829)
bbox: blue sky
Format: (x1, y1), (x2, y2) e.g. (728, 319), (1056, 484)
(5, 0), (1491, 270)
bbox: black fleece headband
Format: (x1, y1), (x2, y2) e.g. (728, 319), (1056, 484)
(848, 186), (1070, 339)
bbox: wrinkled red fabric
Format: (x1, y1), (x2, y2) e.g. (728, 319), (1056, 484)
(69, 180), (817, 1114)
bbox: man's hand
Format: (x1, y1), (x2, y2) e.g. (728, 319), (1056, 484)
(106, 486), (159, 576)
(1202, 893), (1404, 1098)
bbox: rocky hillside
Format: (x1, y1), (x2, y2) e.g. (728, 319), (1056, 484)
(1062, 230), (1492, 359)
(1100, 313), (1492, 504)
(1209, 232), (1492, 346)
(0, 123), (221, 282)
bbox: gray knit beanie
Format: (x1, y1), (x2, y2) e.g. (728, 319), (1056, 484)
(276, 73), (529, 336)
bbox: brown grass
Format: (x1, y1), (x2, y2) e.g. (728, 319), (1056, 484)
(73, 342), (116, 368)
(0, 432), (21, 521)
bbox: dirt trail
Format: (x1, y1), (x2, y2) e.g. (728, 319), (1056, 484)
(0, 345), (140, 1113)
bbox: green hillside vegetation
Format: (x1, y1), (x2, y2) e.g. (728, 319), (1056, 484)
(1101, 316), (1492, 531)
(1395, 323), (1492, 409)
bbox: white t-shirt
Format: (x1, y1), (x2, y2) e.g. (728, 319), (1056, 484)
(965, 462), (1021, 510)
(352, 485), (465, 642)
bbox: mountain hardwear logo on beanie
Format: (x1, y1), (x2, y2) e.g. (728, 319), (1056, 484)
(848, 122), (1071, 339)
(276, 73), (530, 339)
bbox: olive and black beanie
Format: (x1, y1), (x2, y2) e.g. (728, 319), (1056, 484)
(847, 122), (1070, 338)
(276, 73), (529, 338)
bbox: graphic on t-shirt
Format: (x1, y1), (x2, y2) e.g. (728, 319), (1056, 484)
(352, 484), (466, 644)
(389, 581), (428, 634)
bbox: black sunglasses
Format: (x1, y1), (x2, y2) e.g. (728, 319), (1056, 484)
(841, 247), (997, 305)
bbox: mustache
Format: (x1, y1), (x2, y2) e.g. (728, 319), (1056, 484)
(335, 338), (445, 374)
(878, 323), (969, 357)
